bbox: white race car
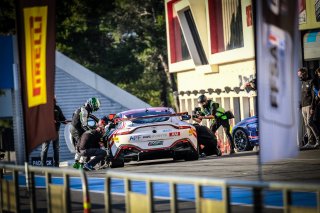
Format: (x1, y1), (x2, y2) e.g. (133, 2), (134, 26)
(65, 107), (199, 168)
(106, 107), (199, 167)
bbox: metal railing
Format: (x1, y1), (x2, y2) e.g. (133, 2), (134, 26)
(104, 170), (320, 213)
(0, 163), (90, 213)
(0, 163), (320, 213)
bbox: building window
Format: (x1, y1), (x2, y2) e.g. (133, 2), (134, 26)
(208, 0), (244, 54)
(178, 8), (209, 66)
(167, 0), (191, 63)
(184, 9), (208, 65)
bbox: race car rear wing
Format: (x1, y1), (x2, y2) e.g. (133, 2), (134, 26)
(113, 112), (190, 123)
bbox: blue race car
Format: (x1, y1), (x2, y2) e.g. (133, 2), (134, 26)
(232, 116), (259, 152)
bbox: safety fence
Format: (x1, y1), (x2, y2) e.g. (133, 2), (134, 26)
(0, 163), (90, 213)
(0, 163), (320, 213)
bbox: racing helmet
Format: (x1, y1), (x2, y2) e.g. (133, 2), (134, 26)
(86, 97), (101, 112)
(197, 94), (207, 104)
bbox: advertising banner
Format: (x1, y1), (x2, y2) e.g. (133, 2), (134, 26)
(255, 0), (300, 163)
(16, 0), (56, 155)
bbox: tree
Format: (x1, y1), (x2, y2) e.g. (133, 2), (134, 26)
(110, 0), (179, 109)
(0, 0), (179, 108)
(0, 0), (15, 35)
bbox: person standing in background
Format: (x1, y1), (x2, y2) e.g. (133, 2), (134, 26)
(309, 68), (320, 148)
(298, 68), (318, 149)
(41, 96), (67, 167)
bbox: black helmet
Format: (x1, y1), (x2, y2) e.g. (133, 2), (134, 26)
(197, 94), (207, 104)
(86, 97), (101, 112)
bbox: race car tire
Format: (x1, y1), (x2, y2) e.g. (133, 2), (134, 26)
(193, 124), (220, 156)
(173, 152), (184, 161)
(184, 142), (199, 161)
(110, 159), (124, 168)
(233, 128), (253, 152)
(184, 150), (199, 161)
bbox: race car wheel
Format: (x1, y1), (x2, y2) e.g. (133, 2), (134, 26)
(233, 128), (253, 152)
(184, 144), (199, 161)
(110, 159), (124, 168)
(184, 151), (199, 161)
(173, 153), (184, 161)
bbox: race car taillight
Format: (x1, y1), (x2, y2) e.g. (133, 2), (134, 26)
(122, 145), (134, 150)
(178, 125), (191, 129)
(116, 130), (132, 135)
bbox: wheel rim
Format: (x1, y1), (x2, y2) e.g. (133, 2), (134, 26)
(234, 129), (248, 151)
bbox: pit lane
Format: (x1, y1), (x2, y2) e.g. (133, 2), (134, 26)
(89, 149), (320, 184)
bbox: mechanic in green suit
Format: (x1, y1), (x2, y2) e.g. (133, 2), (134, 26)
(193, 94), (235, 154)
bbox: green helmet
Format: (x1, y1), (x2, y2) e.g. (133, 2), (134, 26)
(86, 97), (101, 112)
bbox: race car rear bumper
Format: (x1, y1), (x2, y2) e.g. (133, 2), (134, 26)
(114, 139), (197, 162)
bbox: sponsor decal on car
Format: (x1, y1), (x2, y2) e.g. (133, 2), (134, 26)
(169, 132), (180, 137)
(113, 136), (119, 143)
(129, 135), (142, 141)
(148, 141), (164, 146)
(150, 134), (167, 139)
(189, 128), (197, 137)
(130, 134), (167, 141)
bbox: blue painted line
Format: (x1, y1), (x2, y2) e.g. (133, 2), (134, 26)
(4, 175), (317, 208)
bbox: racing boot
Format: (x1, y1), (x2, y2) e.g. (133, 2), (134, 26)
(72, 161), (80, 169)
(199, 153), (206, 158)
(229, 149), (235, 155)
(216, 147), (222, 156)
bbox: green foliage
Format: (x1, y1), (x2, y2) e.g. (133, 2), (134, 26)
(0, 0), (176, 107)
(0, 0), (15, 34)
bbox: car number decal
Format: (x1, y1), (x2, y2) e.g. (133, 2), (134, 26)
(148, 141), (163, 146)
(169, 132), (180, 136)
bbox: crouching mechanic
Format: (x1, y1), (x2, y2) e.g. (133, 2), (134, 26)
(78, 123), (107, 171)
(70, 97), (101, 169)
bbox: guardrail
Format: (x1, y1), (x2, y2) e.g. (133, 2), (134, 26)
(0, 163), (90, 213)
(0, 163), (320, 213)
(104, 170), (320, 213)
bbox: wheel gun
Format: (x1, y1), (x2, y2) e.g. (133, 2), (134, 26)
(192, 107), (202, 119)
